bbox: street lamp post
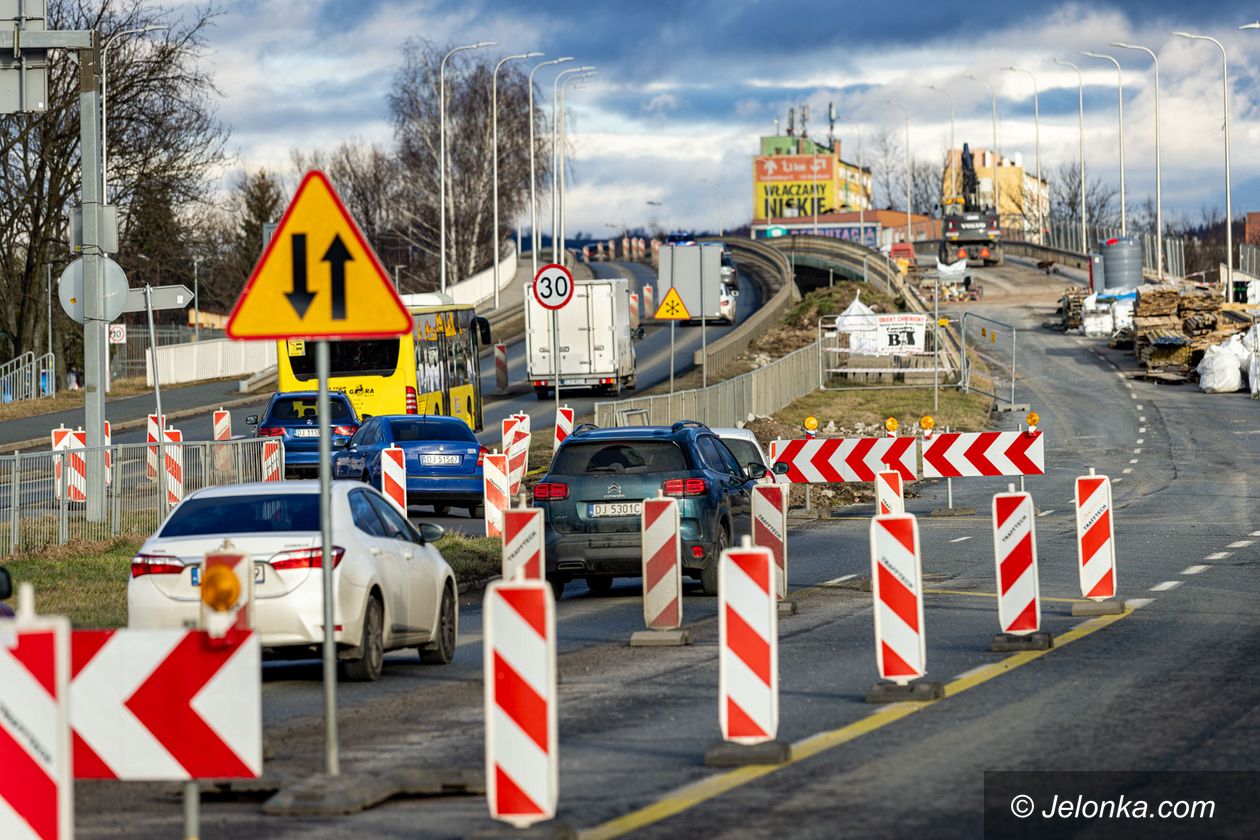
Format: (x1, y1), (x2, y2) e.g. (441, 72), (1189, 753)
(192, 256), (201, 344)
(1005, 67), (1044, 244)
(1081, 51), (1127, 235)
(557, 70), (597, 264)
(926, 85), (957, 202)
(965, 75), (1001, 235)
(1182, 30), (1235, 296)
(1112, 42), (1163, 277)
(439, 41), (495, 295)
(1054, 59), (1088, 254)
(552, 66), (594, 265)
(887, 100), (912, 243)
(102, 24), (168, 199)
(528, 57), (574, 277)
(492, 51), (542, 310)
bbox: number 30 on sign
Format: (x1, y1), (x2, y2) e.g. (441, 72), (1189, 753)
(533, 263), (574, 311)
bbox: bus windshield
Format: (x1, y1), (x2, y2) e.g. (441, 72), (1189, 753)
(288, 340), (400, 379)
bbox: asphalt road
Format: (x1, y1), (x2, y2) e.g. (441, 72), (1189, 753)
(72, 264), (1260, 838)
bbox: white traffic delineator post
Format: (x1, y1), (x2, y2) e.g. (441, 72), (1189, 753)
(102, 421), (112, 487)
(752, 483), (794, 616)
(213, 408), (232, 473)
(163, 428), (185, 508)
(483, 452), (509, 539)
(1073, 469), (1124, 616)
(483, 579), (559, 830)
(867, 514), (943, 702)
(146, 414), (166, 481)
(630, 494), (689, 646)
(380, 446), (407, 516)
(705, 536), (790, 768)
(503, 507), (544, 581)
(876, 468), (904, 516)
(261, 440), (283, 482)
(51, 425), (87, 503)
(503, 414), (531, 498)
(628, 292), (640, 330)
(494, 343), (508, 394)
(643, 282), (655, 315)
(991, 486), (1052, 651)
(553, 405), (574, 453)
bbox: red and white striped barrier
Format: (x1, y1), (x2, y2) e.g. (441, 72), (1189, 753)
(213, 408), (232, 472)
(643, 283), (655, 315)
(718, 538), (778, 743)
(495, 343), (508, 393)
(505, 414), (531, 498)
(922, 431), (1044, 478)
(146, 414), (166, 481)
(628, 292), (640, 330)
(261, 440), (282, 482)
(102, 420), (112, 487)
(554, 405), (574, 452)
(751, 484), (789, 600)
(163, 429), (184, 507)
(51, 425), (87, 503)
(876, 469), (904, 516)
(1075, 473), (1117, 600)
(771, 437), (917, 483)
(640, 496), (682, 629)
(483, 579), (557, 828)
(503, 507), (544, 581)
(870, 514), (926, 684)
(992, 490), (1041, 635)
(483, 452), (509, 538)
(381, 446), (407, 515)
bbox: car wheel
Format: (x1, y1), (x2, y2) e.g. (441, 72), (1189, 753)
(343, 595), (385, 682)
(433, 505), (451, 516)
(700, 526), (729, 596)
(469, 505), (485, 519)
(585, 575), (613, 595)
(548, 575), (568, 601)
(420, 584), (457, 665)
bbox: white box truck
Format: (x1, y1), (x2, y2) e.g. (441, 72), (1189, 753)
(525, 277), (638, 399)
(656, 243), (736, 323)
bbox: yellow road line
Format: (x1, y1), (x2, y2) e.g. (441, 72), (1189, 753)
(925, 587), (1085, 605)
(579, 609), (1131, 840)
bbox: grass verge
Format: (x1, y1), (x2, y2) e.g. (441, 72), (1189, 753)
(774, 385), (993, 434)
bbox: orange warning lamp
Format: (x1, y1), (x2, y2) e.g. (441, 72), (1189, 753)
(884, 416), (899, 436)
(803, 416), (819, 432)
(200, 564), (240, 612)
(920, 415), (935, 431)
(1026, 411), (1040, 435)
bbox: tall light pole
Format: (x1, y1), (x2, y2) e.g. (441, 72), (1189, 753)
(552, 66), (594, 264)
(192, 256), (201, 344)
(492, 50), (542, 309)
(528, 57), (574, 277)
(439, 41), (495, 295)
(1005, 66), (1043, 243)
(1112, 42), (1163, 277)
(886, 101), (912, 243)
(965, 75), (1001, 234)
(1054, 59), (1088, 253)
(926, 85), (957, 203)
(557, 70), (597, 264)
(1182, 30), (1234, 296)
(102, 24), (167, 199)
(1082, 51), (1127, 235)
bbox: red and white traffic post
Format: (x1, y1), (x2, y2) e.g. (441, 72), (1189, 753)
(145, 413), (166, 481)
(213, 408), (233, 473)
(483, 579), (558, 828)
(483, 452), (509, 538)
(876, 468), (904, 516)
(991, 487), (1051, 651)
(380, 445), (407, 515)
(1073, 469), (1124, 616)
(752, 483), (792, 614)
(503, 507), (544, 581)
(261, 440), (283, 482)
(867, 514), (943, 702)
(554, 404), (574, 452)
(642, 281), (655, 315)
(502, 413), (531, 499)
(707, 536), (789, 767)
(630, 493), (689, 646)
(494, 343), (508, 394)
(51, 425), (87, 504)
(162, 428), (184, 509)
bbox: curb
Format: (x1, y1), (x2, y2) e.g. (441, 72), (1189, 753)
(458, 574), (500, 596)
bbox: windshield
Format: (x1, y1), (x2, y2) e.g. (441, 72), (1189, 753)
(552, 441), (688, 475)
(266, 396), (353, 422)
(389, 418), (477, 443)
(289, 339), (400, 379)
(160, 494), (320, 537)
(722, 438), (763, 468)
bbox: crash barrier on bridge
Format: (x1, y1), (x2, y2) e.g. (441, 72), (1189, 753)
(503, 507), (544, 581)
(482, 453), (509, 539)
(1075, 472), (1118, 601)
(876, 469), (904, 516)
(921, 431), (1044, 477)
(381, 446), (407, 515)
(991, 490), (1043, 638)
(718, 538), (779, 744)
(495, 343), (508, 393)
(638, 495), (683, 633)
(752, 484), (789, 601)
(554, 405), (574, 452)
(0, 350), (56, 403)
(0, 438), (285, 557)
(869, 514), (927, 685)
(502, 414), (531, 498)
(483, 578), (558, 829)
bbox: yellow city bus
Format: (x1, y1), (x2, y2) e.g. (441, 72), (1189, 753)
(276, 294), (492, 431)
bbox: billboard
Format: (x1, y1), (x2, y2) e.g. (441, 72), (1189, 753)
(753, 155), (835, 220)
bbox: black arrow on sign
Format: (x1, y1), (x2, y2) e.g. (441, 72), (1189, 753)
(322, 234), (353, 321)
(285, 233), (316, 318)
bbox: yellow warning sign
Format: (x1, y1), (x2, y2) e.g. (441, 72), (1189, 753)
(654, 287), (691, 320)
(226, 170), (413, 341)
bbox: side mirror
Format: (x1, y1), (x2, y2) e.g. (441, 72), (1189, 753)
(473, 315), (492, 344)
(745, 462), (768, 480)
(418, 522), (445, 544)
(0, 566), (11, 600)
(634, 326), (646, 340)
(245, 415), (259, 426)
(772, 461), (790, 475)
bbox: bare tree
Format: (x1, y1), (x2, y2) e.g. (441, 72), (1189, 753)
(866, 129), (903, 210)
(1051, 160), (1119, 229)
(909, 157), (941, 217)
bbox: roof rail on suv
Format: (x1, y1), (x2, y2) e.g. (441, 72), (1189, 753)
(570, 423), (600, 436)
(670, 420), (708, 432)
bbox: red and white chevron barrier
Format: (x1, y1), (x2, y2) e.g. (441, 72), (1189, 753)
(495, 343), (508, 393)
(554, 404), (574, 452)
(503, 507), (544, 581)
(70, 628), (261, 780)
(1075, 473), (1117, 600)
(213, 408), (232, 472)
(483, 452), (509, 538)
(262, 440), (282, 482)
(922, 430), (1044, 478)
(718, 539), (778, 744)
(381, 446), (407, 515)
(483, 579), (557, 828)
(992, 491), (1041, 635)
(870, 514), (926, 684)
(771, 437), (917, 483)
(0, 614), (72, 840)
(145, 414), (166, 481)
(876, 469), (904, 516)
(640, 496), (682, 629)
(51, 426), (86, 503)
(162, 429), (184, 507)
(752, 484), (789, 600)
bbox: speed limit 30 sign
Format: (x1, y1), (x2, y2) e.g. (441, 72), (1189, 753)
(533, 263), (574, 311)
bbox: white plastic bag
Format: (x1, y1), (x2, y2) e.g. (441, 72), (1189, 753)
(1197, 346), (1243, 393)
(1250, 352), (1260, 398)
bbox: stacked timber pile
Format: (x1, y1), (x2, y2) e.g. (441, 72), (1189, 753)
(1060, 287), (1085, 330)
(1134, 285), (1182, 367)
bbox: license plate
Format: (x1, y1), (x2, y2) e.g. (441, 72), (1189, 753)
(191, 565), (265, 586)
(421, 454), (461, 466)
(293, 429), (319, 437)
(588, 502), (642, 517)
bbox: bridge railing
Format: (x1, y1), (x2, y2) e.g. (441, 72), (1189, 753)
(0, 351), (56, 403)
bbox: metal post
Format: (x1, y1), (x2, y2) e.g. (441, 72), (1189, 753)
(193, 257), (200, 344)
(945, 426), (953, 510)
(528, 58), (572, 277)
(79, 37), (108, 522)
(145, 285), (164, 432)
(493, 53), (541, 311)
(1113, 43), (1163, 276)
(46, 263), (53, 357)
(1082, 52), (1126, 234)
(552, 309), (560, 425)
(933, 272), (940, 414)
(10, 453), (20, 551)
(183, 781), (199, 840)
(317, 340), (339, 776)
(58, 452), (68, 544)
(1056, 59), (1088, 256)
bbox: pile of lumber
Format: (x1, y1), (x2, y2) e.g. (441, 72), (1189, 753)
(1182, 312), (1219, 335)
(1060, 287), (1085, 329)
(1135, 284), (1180, 317)
(1135, 285), (1189, 367)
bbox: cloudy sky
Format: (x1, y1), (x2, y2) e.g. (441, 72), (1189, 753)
(193, 0), (1260, 236)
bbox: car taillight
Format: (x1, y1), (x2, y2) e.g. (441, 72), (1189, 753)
(477, 446), (488, 467)
(405, 386), (418, 414)
(130, 554), (185, 578)
(333, 424), (358, 436)
(662, 478), (708, 497)
(257, 426), (285, 437)
(269, 547), (346, 571)
(533, 482), (568, 501)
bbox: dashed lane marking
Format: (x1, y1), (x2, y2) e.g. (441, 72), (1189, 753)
(949, 536), (973, 543)
(1037, 510), (1055, 518)
(1182, 565), (1210, 575)
(1136, 438), (1144, 444)
(1122, 468), (1133, 474)
(1127, 598), (1154, 610)
(1139, 416), (1147, 422)
(1150, 580), (1182, 592)
(1206, 552), (1233, 561)
(1252, 531), (1260, 537)
(820, 574), (858, 587)
(1133, 448), (1142, 454)
(1137, 404), (1144, 410)
(1129, 459), (1139, 464)
(1227, 540), (1254, 549)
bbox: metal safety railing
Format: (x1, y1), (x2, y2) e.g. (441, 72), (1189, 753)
(959, 312), (1022, 410)
(0, 438), (284, 557)
(0, 351), (56, 403)
(819, 314), (954, 391)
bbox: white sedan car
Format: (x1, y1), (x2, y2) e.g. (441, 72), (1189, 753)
(128, 481), (458, 681)
(713, 428), (780, 482)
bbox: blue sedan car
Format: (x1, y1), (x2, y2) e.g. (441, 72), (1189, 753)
(332, 415), (487, 517)
(247, 392), (361, 478)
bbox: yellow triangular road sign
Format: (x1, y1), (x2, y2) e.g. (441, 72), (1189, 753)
(226, 170), (413, 340)
(654, 286), (691, 320)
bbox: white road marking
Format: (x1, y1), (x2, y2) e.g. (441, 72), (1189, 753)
(1139, 427), (1147, 433)
(1128, 459), (1139, 464)
(1139, 416), (1146, 422)
(1205, 552), (1231, 561)
(1132, 448), (1142, 454)
(1037, 509), (1055, 517)
(1150, 580), (1182, 592)
(1136, 438), (1144, 444)
(1126, 598), (1154, 610)
(1227, 540), (1254, 549)
(1251, 531), (1260, 537)
(1129, 393), (1137, 400)
(1181, 565), (1210, 575)
(1122, 468), (1133, 474)
(820, 574), (858, 586)
(1113, 477), (1124, 483)
(1136, 404), (1144, 410)
(953, 664), (992, 681)
(948, 536), (973, 543)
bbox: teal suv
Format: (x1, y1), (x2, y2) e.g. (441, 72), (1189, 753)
(532, 421), (768, 598)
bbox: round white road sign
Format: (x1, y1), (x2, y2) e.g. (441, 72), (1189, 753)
(532, 263), (575, 311)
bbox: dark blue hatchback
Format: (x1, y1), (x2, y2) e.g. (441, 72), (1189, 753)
(248, 392), (360, 478)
